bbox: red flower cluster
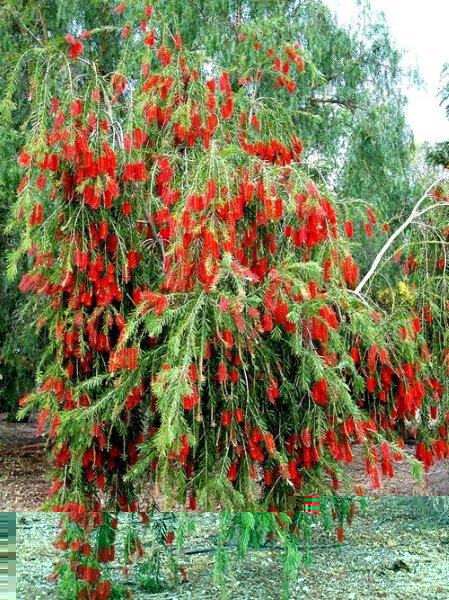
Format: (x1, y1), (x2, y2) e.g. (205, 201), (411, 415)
(108, 347), (139, 372)
(65, 33), (84, 60)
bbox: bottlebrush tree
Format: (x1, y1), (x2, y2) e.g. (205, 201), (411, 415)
(6, 0), (449, 515)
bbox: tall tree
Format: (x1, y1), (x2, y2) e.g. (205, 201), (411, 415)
(8, 1), (448, 515)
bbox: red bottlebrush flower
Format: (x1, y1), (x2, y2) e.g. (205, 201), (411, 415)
(323, 258), (332, 282)
(366, 207), (377, 224)
(267, 379), (279, 403)
(36, 407), (50, 437)
(182, 391), (199, 410)
(85, 566), (101, 584)
(83, 186), (101, 210)
(50, 96), (60, 114)
(366, 376), (376, 393)
(217, 362), (228, 383)
(174, 32), (182, 50)
(219, 297), (229, 312)
(308, 281), (318, 298)
(109, 347), (139, 372)
(70, 98), (83, 117)
(398, 326), (407, 341)
(127, 250), (142, 269)
(145, 5), (153, 17)
(121, 24), (132, 38)
(40, 153), (59, 171)
(98, 221), (109, 241)
(206, 179), (217, 201)
(64, 33), (76, 45)
(287, 460), (301, 486)
(104, 179), (120, 208)
(227, 460), (238, 481)
(95, 580), (112, 600)
(144, 30), (156, 46)
(234, 408), (245, 422)
(124, 161), (147, 182)
(274, 197), (284, 219)
(342, 255), (359, 287)
(344, 220), (353, 238)
(36, 174), (47, 190)
(188, 363), (198, 382)
(157, 45), (172, 66)
(272, 301), (289, 324)
(219, 72), (232, 95)
(375, 349), (387, 366)
(133, 127), (148, 147)
(264, 432), (276, 454)
(114, 2), (126, 14)
(125, 386), (143, 410)
(306, 181), (319, 197)
(264, 469), (273, 486)
(319, 305), (339, 330)
(311, 378), (328, 405)
(66, 39), (84, 60)
(221, 410), (232, 426)
(166, 531), (175, 544)
(230, 368), (240, 383)
(220, 96), (234, 119)
(364, 222), (373, 237)
(261, 312), (273, 332)
(383, 222), (390, 233)
(29, 203), (44, 226)
(412, 317), (421, 333)
(367, 344), (378, 373)
(301, 427), (312, 447)
(18, 149), (32, 168)
(311, 317), (328, 344)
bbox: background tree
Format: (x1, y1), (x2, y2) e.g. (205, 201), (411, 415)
(426, 63), (449, 169)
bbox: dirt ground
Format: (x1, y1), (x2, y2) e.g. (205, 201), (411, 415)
(14, 500), (449, 599)
(1, 413), (449, 511)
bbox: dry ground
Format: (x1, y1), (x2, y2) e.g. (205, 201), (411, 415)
(15, 501), (449, 599)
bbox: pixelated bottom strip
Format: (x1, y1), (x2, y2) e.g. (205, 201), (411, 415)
(303, 496), (321, 513)
(0, 512), (16, 600)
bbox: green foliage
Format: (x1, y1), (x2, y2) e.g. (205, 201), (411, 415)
(426, 64), (449, 169)
(426, 141), (449, 169)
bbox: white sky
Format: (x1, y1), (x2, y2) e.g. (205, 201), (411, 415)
(323, 0), (449, 143)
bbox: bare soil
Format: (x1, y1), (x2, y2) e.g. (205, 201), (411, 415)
(15, 501), (449, 599)
(1, 413), (449, 511)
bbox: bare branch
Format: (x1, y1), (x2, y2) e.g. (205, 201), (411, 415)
(355, 175), (449, 294)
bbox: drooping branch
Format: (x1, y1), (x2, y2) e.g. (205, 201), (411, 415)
(355, 175), (449, 294)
